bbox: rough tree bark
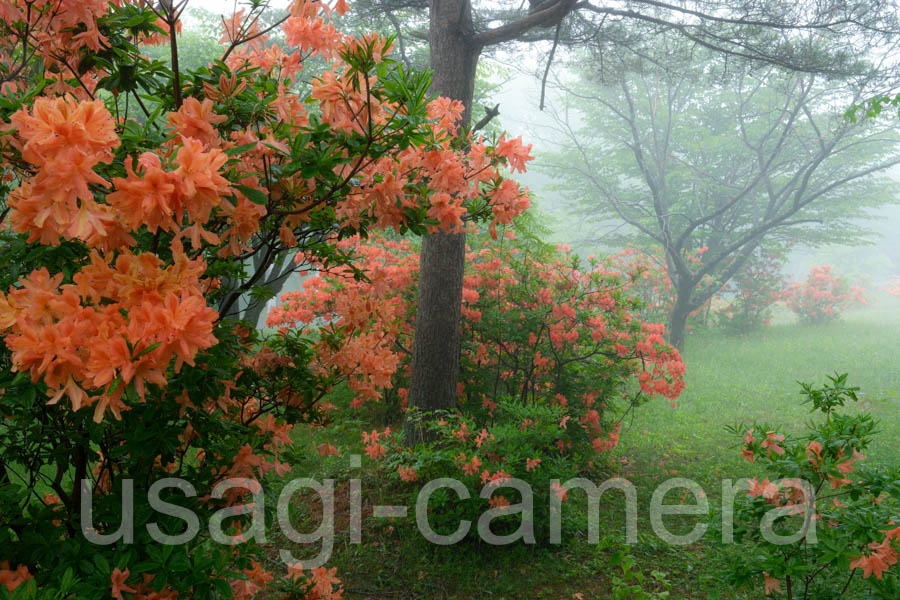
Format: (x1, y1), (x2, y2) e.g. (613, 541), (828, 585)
(667, 286), (694, 351)
(404, 0), (579, 443)
(405, 0), (480, 443)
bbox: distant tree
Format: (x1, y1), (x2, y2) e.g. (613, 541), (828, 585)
(544, 45), (900, 348)
(141, 7), (223, 72)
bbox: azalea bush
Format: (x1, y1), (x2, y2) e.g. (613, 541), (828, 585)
(712, 248), (787, 335)
(0, 0), (533, 596)
(720, 374), (900, 599)
(783, 265), (867, 325)
(886, 276), (900, 298)
(268, 232), (685, 535)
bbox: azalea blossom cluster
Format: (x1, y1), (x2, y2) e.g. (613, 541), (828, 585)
(0, 0), (111, 96)
(459, 239), (685, 409)
(783, 265), (867, 324)
(605, 246), (676, 325)
(0, 248), (217, 422)
(607, 244), (792, 336)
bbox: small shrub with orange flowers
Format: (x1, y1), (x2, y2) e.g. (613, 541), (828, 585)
(712, 248), (788, 335)
(719, 374), (900, 598)
(783, 265), (867, 325)
(885, 276), (900, 298)
(0, 0), (534, 597)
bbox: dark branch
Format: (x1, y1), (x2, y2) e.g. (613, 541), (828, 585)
(472, 103), (500, 132)
(473, 0), (578, 46)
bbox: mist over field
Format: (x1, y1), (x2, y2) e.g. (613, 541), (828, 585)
(493, 65), (900, 284)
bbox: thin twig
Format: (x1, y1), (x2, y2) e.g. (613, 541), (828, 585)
(539, 20), (563, 111)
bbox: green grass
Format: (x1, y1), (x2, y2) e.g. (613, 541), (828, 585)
(266, 305), (900, 599)
(624, 306), (900, 488)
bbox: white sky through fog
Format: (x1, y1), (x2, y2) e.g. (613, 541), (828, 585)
(185, 0), (290, 16)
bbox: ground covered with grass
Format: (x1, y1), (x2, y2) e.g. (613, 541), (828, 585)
(269, 303), (900, 599)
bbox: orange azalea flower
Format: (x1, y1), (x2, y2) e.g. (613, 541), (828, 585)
(283, 5), (344, 58)
(760, 431), (785, 455)
(489, 495), (511, 509)
(397, 466), (418, 482)
(217, 186), (267, 257)
(485, 470), (511, 488)
(11, 96), (119, 170)
(763, 572), (782, 595)
(806, 440), (823, 466)
(166, 98), (226, 147)
(741, 446), (756, 463)
(462, 454), (482, 476)
(743, 428), (755, 445)
(365, 442), (386, 460)
(307, 565), (343, 599)
(551, 481), (568, 502)
(849, 540), (898, 579)
(1, 247), (217, 421)
(173, 136), (231, 222)
(231, 578), (261, 599)
(317, 443), (340, 457)
(108, 152), (180, 233)
(0, 562), (32, 592)
(828, 473), (852, 490)
(748, 477), (779, 502)
(495, 135), (535, 173)
(426, 191), (466, 231)
(8, 96), (123, 247)
(111, 568), (136, 600)
(243, 560), (274, 588)
(287, 561), (305, 581)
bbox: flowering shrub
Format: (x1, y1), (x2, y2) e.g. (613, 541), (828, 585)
(721, 374), (900, 598)
(712, 248), (787, 335)
(886, 276), (900, 298)
(784, 266), (867, 324)
(269, 233), (685, 534)
(0, 0), (532, 596)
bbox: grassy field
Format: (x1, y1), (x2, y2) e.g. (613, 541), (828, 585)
(271, 303), (900, 599)
(623, 304), (900, 489)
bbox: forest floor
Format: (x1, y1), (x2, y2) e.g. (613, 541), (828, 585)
(267, 300), (900, 600)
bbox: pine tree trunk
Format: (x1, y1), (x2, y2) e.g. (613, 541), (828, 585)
(405, 0), (481, 443)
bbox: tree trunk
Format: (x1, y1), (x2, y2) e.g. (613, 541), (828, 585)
(242, 257), (295, 328)
(667, 286), (693, 352)
(405, 0), (480, 443)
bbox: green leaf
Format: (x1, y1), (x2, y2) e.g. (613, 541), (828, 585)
(134, 341), (162, 359)
(234, 184), (268, 205)
(224, 142), (258, 157)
